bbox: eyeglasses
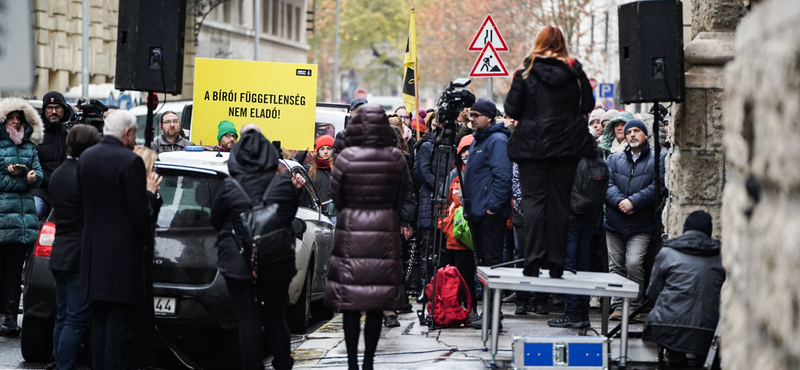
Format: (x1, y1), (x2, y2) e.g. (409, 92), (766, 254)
(162, 120), (179, 125)
(45, 106), (62, 112)
(461, 155), (468, 162)
(398, 115), (409, 120)
(222, 133), (237, 140)
(468, 113), (483, 118)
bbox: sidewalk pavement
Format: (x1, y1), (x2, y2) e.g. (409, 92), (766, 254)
(290, 299), (655, 369)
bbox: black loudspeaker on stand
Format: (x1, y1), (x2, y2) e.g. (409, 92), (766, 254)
(618, 0), (685, 104)
(115, 0), (187, 94)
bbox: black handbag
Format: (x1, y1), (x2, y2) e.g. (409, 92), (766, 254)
(230, 176), (295, 278)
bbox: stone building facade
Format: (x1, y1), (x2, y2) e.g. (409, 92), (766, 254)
(721, 0), (800, 368)
(665, 0), (744, 239)
(31, 0), (309, 100)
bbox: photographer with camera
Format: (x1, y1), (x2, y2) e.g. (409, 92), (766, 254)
(34, 91), (74, 221)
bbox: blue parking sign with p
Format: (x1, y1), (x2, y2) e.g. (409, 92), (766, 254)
(599, 83), (614, 98)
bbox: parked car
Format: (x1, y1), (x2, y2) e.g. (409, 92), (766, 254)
(21, 151), (335, 368)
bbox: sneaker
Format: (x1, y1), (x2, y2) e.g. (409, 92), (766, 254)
(398, 303), (414, 313)
(469, 315), (502, 330)
(589, 296), (601, 309)
(501, 292), (517, 304)
(547, 312), (590, 329)
(609, 310), (623, 321)
(0, 320), (20, 337)
(383, 315), (400, 328)
(529, 302), (549, 315)
(514, 303), (528, 315)
(552, 294), (565, 306)
(468, 308), (479, 324)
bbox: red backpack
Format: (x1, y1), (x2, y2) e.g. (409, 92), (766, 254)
(425, 265), (472, 326)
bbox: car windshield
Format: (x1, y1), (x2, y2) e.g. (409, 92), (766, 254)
(156, 169), (222, 228)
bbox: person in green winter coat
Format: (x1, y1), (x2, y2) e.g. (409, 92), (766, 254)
(0, 97), (44, 336)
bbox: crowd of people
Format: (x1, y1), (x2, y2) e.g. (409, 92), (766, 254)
(0, 24), (724, 370)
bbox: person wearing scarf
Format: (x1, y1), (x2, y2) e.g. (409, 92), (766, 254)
(305, 135), (336, 223)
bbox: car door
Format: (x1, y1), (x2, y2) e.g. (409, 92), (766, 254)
(287, 165), (334, 299)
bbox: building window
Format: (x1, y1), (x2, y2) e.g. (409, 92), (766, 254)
(262, 0), (269, 33)
(287, 4), (293, 41)
(272, 0), (279, 36)
(223, 1), (231, 23)
(295, 6), (301, 41)
(239, 0), (244, 25)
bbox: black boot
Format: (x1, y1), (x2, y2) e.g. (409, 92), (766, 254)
(547, 311), (590, 329)
(514, 302), (528, 315)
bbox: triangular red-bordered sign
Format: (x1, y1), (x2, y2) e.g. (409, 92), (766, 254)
(469, 43), (509, 77)
(468, 15), (508, 52)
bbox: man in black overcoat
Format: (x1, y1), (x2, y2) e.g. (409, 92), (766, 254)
(78, 110), (154, 370)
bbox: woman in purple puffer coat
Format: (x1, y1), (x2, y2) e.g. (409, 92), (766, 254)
(324, 103), (409, 370)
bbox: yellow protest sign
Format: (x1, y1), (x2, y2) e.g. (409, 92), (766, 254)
(192, 58), (318, 150)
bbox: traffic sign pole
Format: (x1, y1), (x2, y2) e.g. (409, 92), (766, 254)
(487, 78), (493, 102)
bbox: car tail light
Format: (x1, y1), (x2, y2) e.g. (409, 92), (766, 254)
(296, 233), (303, 241)
(34, 221), (56, 257)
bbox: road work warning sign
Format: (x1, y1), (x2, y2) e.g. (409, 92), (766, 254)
(192, 58), (318, 150)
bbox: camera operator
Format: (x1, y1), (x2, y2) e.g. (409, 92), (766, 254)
(35, 91), (75, 221)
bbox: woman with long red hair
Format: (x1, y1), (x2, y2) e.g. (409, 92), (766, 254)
(504, 25), (596, 317)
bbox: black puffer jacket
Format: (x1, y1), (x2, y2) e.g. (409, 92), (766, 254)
(604, 141), (666, 235)
(643, 230), (725, 354)
(33, 104), (73, 203)
(504, 56), (596, 161)
(211, 130), (301, 281)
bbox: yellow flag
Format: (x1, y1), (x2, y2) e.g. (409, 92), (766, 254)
(402, 11), (417, 115)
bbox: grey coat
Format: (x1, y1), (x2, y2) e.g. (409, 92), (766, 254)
(643, 230), (725, 354)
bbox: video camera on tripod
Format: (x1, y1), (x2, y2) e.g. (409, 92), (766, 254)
(68, 99), (109, 132)
(417, 78), (476, 328)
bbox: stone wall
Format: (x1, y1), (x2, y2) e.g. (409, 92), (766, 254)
(33, 0), (118, 99)
(665, 0), (742, 239)
(722, 0), (800, 368)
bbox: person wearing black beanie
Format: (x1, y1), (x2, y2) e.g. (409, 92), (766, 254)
(34, 91), (75, 222)
(643, 210), (724, 367)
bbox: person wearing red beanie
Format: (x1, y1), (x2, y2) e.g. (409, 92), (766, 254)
(307, 135), (336, 223)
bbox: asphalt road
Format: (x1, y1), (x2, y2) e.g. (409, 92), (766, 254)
(0, 313), (327, 370)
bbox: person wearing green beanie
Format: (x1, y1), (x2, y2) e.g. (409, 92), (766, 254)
(216, 120), (238, 152)
(599, 111), (634, 160)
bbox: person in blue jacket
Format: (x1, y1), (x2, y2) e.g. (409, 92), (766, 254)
(461, 98), (512, 329)
(604, 119), (666, 320)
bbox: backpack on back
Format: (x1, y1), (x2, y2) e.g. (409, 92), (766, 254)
(425, 265), (472, 326)
(231, 176), (295, 278)
(570, 155), (610, 215)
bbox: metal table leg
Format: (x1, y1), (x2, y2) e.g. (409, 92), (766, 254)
(619, 297), (631, 368)
(481, 283), (489, 350)
(491, 288), (502, 364)
(601, 296), (609, 336)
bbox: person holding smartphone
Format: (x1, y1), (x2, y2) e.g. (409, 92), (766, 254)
(0, 97), (44, 336)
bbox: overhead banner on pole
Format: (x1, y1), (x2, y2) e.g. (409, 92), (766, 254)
(192, 58), (318, 150)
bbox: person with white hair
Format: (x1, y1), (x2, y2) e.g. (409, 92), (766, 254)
(78, 109), (161, 369)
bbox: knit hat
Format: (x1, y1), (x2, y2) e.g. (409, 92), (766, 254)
(457, 134), (475, 154)
(608, 111), (634, 127)
(217, 120), (238, 142)
(589, 108), (605, 123)
(412, 117), (426, 133)
(601, 109), (619, 123)
(315, 135), (334, 151)
(683, 210), (713, 237)
(650, 103), (668, 118)
(623, 119), (648, 136)
(470, 98), (497, 119)
(42, 91), (68, 110)
(349, 97), (368, 112)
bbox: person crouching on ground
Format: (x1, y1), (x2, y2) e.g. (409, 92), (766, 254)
(324, 104), (409, 370)
(644, 211), (725, 368)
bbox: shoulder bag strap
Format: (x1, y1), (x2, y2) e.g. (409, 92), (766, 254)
(230, 178), (254, 205)
(259, 173), (282, 203)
